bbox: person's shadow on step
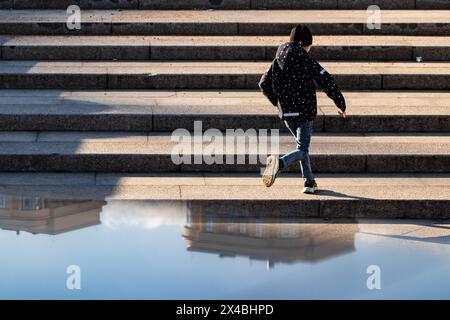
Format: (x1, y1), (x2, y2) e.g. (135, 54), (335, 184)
(314, 189), (374, 201)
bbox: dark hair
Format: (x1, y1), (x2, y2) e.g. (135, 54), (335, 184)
(290, 24), (313, 46)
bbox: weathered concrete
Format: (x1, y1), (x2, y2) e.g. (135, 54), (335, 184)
(2, 35), (450, 61)
(1, 10), (450, 35)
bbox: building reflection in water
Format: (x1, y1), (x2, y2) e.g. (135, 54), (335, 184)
(0, 193), (105, 235)
(183, 203), (359, 269)
(0, 192), (359, 268)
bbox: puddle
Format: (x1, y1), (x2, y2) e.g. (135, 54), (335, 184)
(0, 191), (449, 299)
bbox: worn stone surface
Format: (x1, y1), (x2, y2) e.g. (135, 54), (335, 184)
(320, 199), (450, 218)
(0, 90), (448, 132)
(0, 74), (108, 89)
(251, 0), (337, 9)
(0, 132), (447, 173)
(0, 172), (95, 185)
(1, 0), (447, 10)
(1, 10), (450, 35)
(0, 5), (449, 218)
(0, 0), (13, 9)
(416, 0), (450, 9)
(1, 61), (448, 89)
(0, 131), (37, 142)
(2, 10), (449, 24)
(414, 47), (450, 61)
(363, 23), (450, 36)
(12, 0), (139, 9)
(383, 74), (450, 90)
(3, 43), (151, 60)
(337, 0), (416, 9)
(1, 172), (448, 218)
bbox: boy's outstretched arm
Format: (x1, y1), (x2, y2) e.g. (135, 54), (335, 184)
(306, 56), (347, 117)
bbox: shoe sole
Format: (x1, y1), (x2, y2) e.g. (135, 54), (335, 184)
(303, 185), (318, 194)
(262, 156), (279, 187)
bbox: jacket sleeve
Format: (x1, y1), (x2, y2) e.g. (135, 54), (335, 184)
(258, 61), (278, 107)
(306, 56), (346, 112)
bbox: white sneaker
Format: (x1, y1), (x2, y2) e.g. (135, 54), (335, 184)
(303, 180), (318, 194)
(262, 155), (279, 187)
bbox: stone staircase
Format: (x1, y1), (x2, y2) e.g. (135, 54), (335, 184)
(1, 0), (448, 9)
(0, 1), (449, 218)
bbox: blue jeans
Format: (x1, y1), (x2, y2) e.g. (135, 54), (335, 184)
(280, 119), (314, 182)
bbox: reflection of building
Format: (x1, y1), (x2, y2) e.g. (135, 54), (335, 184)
(0, 193), (105, 235)
(183, 206), (358, 268)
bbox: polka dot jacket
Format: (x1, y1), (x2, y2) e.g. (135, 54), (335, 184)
(259, 41), (346, 122)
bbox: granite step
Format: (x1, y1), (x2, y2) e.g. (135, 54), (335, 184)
(0, 172), (448, 218)
(0, 90), (449, 132)
(2, 0), (449, 10)
(1, 10), (450, 35)
(2, 35), (450, 61)
(1, 61), (450, 90)
(0, 131), (447, 173)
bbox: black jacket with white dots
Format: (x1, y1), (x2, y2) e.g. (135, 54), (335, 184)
(259, 41), (346, 122)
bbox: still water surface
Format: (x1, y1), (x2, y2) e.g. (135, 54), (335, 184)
(0, 195), (449, 299)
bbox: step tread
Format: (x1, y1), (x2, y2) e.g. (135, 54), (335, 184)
(3, 0), (450, 10)
(1, 10), (450, 23)
(2, 35), (450, 47)
(2, 89), (450, 99)
(1, 102), (448, 117)
(1, 61), (450, 74)
(0, 132), (448, 155)
(0, 172), (449, 201)
(0, 90), (449, 116)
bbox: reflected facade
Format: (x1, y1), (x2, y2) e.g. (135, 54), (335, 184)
(0, 193), (105, 235)
(184, 203), (358, 268)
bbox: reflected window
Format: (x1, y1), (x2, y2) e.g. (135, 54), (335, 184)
(255, 219), (263, 238)
(21, 197), (40, 210)
(280, 224), (300, 238)
(186, 211), (192, 227)
(227, 219), (235, 233)
(0, 194), (6, 209)
(205, 215), (214, 233)
(239, 223), (247, 234)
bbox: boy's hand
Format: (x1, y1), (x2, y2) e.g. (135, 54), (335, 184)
(338, 110), (347, 118)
